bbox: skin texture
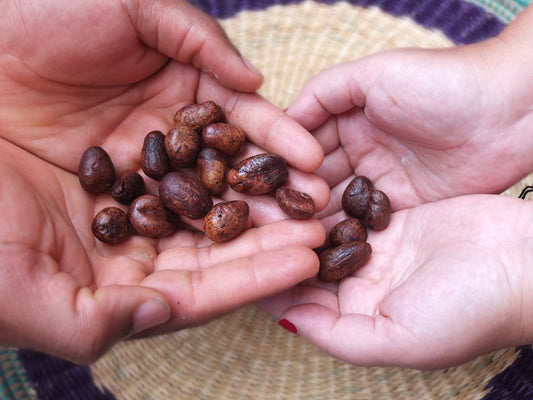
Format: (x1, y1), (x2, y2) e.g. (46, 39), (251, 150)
(0, 0), (328, 364)
(260, 6), (533, 369)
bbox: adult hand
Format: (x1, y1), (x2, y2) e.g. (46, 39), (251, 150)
(263, 195), (533, 369)
(286, 7), (533, 212)
(0, 0), (327, 363)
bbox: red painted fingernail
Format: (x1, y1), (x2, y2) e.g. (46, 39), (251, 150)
(278, 318), (297, 334)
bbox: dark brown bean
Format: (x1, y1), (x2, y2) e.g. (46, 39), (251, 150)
(204, 200), (249, 243)
(341, 176), (374, 220)
(91, 207), (130, 245)
(111, 172), (145, 205)
(165, 125), (201, 168)
(227, 153), (288, 195)
(140, 130), (172, 181)
(159, 172), (213, 220)
(318, 242), (372, 282)
(128, 194), (179, 238)
(196, 148), (227, 195)
(275, 187), (315, 220)
(364, 190), (391, 231)
(202, 123), (247, 156)
(174, 101), (223, 132)
(329, 218), (368, 246)
(79, 146), (116, 193)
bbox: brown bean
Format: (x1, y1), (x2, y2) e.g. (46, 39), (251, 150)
(111, 172), (145, 205)
(140, 130), (172, 181)
(174, 101), (223, 132)
(341, 176), (374, 220)
(275, 187), (315, 220)
(318, 242), (372, 282)
(204, 200), (249, 243)
(329, 218), (367, 246)
(78, 146), (116, 193)
(159, 172), (213, 219)
(202, 123), (247, 156)
(165, 125), (201, 168)
(196, 147), (227, 195)
(91, 207), (130, 245)
(128, 194), (179, 238)
(364, 190), (391, 231)
(227, 153), (288, 195)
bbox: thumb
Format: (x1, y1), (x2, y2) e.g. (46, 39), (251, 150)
(132, 0), (263, 92)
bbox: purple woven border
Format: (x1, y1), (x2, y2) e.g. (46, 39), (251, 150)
(189, 0), (505, 44)
(17, 350), (116, 400)
(482, 346), (533, 400)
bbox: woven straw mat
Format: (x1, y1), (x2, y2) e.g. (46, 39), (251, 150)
(2, 0), (533, 399)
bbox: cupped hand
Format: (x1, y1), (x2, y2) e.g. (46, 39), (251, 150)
(286, 39), (533, 213)
(0, 0), (327, 363)
(262, 195), (533, 369)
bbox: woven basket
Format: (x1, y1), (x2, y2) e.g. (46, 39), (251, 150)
(2, 1), (533, 399)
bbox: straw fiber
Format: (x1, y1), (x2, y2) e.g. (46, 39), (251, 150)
(2, 0), (533, 399)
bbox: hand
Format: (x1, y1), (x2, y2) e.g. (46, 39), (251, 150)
(262, 195), (533, 369)
(0, 0), (327, 363)
(286, 31), (533, 212)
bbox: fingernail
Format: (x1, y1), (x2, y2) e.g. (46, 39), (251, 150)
(242, 56), (263, 78)
(132, 298), (171, 334)
(279, 318), (297, 334)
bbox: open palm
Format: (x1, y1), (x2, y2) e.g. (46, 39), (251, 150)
(0, 0), (327, 363)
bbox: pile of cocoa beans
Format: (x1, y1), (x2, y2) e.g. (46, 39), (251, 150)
(78, 101), (315, 245)
(317, 176), (391, 282)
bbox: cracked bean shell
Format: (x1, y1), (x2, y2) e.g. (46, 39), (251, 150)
(140, 130), (172, 181)
(79, 146), (116, 193)
(341, 176), (374, 219)
(197, 147), (227, 195)
(202, 123), (247, 156)
(128, 194), (179, 238)
(204, 200), (249, 243)
(165, 125), (201, 168)
(91, 207), (130, 245)
(159, 172), (213, 220)
(329, 218), (368, 246)
(174, 101), (223, 132)
(318, 242), (372, 282)
(227, 153), (288, 195)
(275, 187), (315, 220)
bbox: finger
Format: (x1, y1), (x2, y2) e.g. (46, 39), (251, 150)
(197, 77), (325, 173)
(141, 245), (320, 329)
(286, 61), (371, 130)
(156, 218), (326, 271)
(131, 0), (263, 92)
(279, 303), (412, 367)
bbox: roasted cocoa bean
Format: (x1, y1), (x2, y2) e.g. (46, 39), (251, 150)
(159, 172), (213, 219)
(202, 123), (247, 156)
(174, 101), (223, 132)
(111, 172), (145, 205)
(275, 187), (315, 220)
(91, 206), (130, 244)
(318, 242), (372, 282)
(341, 176), (374, 219)
(227, 153), (288, 195)
(165, 125), (201, 168)
(78, 146), (116, 193)
(196, 147), (227, 195)
(128, 194), (179, 238)
(364, 190), (391, 231)
(204, 200), (249, 243)
(329, 218), (368, 246)
(140, 130), (172, 181)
